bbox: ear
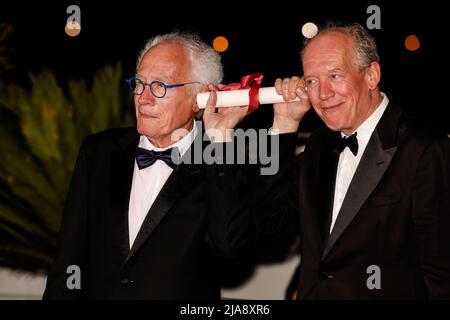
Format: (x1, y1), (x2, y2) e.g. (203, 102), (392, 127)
(192, 103), (200, 113)
(192, 85), (208, 113)
(365, 61), (381, 90)
(199, 85), (210, 93)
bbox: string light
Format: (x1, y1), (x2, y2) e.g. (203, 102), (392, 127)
(213, 36), (229, 52)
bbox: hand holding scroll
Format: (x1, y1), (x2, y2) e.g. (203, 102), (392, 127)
(202, 84), (249, 143)
(272, 76), (311, 134)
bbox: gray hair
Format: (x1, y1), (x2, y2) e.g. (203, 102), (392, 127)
(136, 32), (223, 91)
(301, 23), (379, 70)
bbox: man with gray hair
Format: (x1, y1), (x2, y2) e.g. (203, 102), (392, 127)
(214, 25), (450, 300)
(243, 23), (450, 299)
(43, 32), (252, 299)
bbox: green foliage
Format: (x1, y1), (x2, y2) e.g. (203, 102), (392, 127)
(0, 23), (13, 74)
(0, 64), (134, 273)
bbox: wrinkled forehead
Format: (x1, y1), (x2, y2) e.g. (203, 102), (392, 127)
(137, 42), (191, 80)
(302, 32), (356, 72)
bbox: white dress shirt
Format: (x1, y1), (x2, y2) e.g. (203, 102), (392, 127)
(329, 93), (389, 232)
(128, 122), (198, 247)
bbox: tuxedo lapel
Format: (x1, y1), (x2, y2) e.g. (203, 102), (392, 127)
(322, 103), (402, 260)
(316, 133), (340, 244)
(301, 129), (338, 260)
(110, 129), (140, 264)
(123, 143), (203, 266)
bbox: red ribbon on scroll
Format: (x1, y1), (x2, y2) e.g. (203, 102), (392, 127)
(220, 73), (264, 113)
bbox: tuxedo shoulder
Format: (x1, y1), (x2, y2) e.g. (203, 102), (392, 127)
(82, 127), (138, 147)
(400, 115), (449, 146)
(307, 126), (333, 144)
(311, 126), (331, 137)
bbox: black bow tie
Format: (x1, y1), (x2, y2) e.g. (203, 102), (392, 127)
(334, 132), (359, 156)
(135, 147), (180, 170)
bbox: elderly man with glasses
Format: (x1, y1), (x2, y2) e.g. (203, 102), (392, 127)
(43, 32), (252, 299)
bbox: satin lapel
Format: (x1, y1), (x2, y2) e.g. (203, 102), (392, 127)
(316, 133), (340, 244)
(110, 129), (140, 264)
(322, 104), (401, 260)
(123, 146), (203, 266)
(302, 129), (337, 260)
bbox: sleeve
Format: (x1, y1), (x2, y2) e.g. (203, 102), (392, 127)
(205, 132), (301, 259)
(252, 132), (300, 239)
(205, 142), (256, 258)
(412, 137), (450, 299)
(42, 139), (89, 300)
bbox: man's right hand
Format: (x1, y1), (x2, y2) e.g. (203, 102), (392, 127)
(272, 76), (311, 133)
(202, 84), (249, 142)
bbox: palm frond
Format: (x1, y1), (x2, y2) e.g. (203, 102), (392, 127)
(0, 62), (133, 272)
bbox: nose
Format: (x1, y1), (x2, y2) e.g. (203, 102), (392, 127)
(138, 85), (156, 105)
(318, 81), (334, 100)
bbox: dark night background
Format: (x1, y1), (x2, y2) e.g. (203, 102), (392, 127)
(0, 0), (448, 300)
(0, 0), (447, 133)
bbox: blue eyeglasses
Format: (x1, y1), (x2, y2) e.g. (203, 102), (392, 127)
(126, 77), (200, 98)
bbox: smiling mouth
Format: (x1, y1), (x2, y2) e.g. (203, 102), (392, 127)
(139, 111), (158, 118)
(322, 103), (342, 113)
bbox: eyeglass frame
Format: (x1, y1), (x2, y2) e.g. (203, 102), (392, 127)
(125, 77), (201, 98)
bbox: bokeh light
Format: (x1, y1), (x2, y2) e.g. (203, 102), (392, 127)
(301, 22), (318, 39)
(213, 36), (229, 52)
(404, 34), (420, 51)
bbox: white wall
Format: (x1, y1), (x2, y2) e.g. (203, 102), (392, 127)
(0, 255), (299, 300)
(221, 254), (299, 300)
(0, 268), (46, 299)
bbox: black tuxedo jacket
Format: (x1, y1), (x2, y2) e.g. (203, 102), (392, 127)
(254, 103), (450, 299)
(43, 126), (252, 299)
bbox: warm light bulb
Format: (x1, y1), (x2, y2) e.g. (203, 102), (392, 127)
(405, 34), (420, 51)
(301, 22), (318, 39)
(213, 36), (229, 53)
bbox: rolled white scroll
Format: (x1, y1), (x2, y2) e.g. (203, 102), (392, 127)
(196, 87), (301, 109)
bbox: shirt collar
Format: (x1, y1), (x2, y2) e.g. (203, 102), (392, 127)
(342, 92), (389, 154)
(138, 120), (198, 158)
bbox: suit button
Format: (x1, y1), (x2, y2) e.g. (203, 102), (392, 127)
(319, 271), (334, 280)
(217, 164), (225, 176)
(120, 278), (134, 285)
